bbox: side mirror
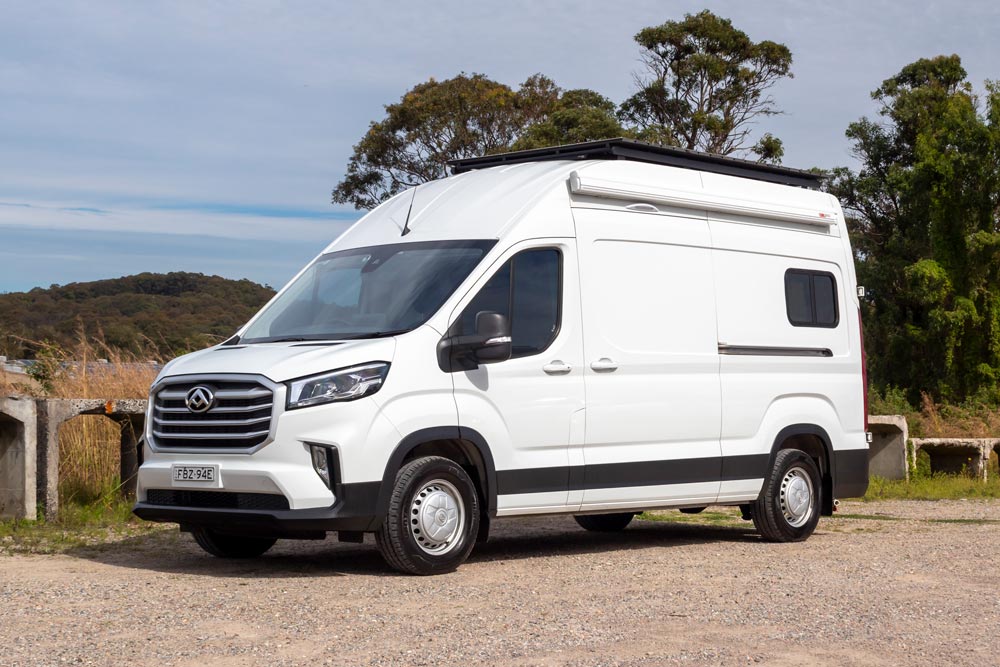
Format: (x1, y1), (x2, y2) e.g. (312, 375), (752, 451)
(436, 311), (512, 372)
(473, 311), (512, 364)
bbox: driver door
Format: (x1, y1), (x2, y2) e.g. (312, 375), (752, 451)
(448, 240), (586, 514)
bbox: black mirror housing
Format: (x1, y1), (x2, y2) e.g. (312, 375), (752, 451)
(437, 311), (512, 372)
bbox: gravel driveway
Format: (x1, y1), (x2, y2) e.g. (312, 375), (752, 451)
(2, 500), (999, 667)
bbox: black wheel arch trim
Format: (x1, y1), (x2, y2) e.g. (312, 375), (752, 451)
(376, 426), (497, 525)
(768, 423), (869, 514)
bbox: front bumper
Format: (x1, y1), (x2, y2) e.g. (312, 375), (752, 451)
(133, 480), (382, 536)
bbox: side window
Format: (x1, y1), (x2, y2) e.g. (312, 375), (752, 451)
(785, 269), (839, 328)
(455, 248), (561, 358)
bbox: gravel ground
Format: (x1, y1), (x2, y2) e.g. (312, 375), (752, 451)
(2, 499), (999, 667)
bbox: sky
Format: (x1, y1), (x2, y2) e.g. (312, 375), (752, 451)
(1, 0), (998, 293)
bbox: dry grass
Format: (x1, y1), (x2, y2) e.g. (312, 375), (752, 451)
(55, 337), (158, 504)
(910, 393), (1000, 438)
(871, 387), (1000, 438)
(4, 330), (160, 505)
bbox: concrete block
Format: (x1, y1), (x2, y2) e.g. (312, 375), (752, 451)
(0, 397), (37, 520)
(35, 398), (148, 519)
(867, 415), (909, 481)
(911, 438), (1000, 481)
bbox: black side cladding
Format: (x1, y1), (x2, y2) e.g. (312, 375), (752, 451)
(833, 448), (869, 498)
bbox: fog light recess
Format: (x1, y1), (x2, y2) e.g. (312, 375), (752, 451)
(309, 444), (336, 490)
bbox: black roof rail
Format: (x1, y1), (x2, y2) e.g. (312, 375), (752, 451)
(449, 138), (823, 189)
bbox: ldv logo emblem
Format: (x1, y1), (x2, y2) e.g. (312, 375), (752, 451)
(185, 386), (215, 413)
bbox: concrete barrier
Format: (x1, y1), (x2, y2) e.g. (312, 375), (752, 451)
(910, 438), (1000, 481)
(867, 415), (909, 481)
(0, 397), (37, 520)
(34, 398), (147, 520)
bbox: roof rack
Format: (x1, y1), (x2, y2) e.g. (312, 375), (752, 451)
(449, 138), (823, 189)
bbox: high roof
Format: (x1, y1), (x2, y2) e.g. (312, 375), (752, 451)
(450, 138), (823, 190)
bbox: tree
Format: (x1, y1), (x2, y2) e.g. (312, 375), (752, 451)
(511, 89), (626, 151)
(829, 55), (1000, 402)
(618, 10), (793, 162)
(332, 73), (559, 210)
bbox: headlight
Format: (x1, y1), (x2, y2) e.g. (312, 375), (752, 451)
(286, 362), (390, 409)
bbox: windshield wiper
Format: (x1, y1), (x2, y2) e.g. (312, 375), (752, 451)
(334, 330), (410, 341)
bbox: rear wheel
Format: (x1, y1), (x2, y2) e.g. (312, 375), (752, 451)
(376, 456), (480, 575)
(752, 448), (821, 542)
(574, 512), (635, 532)
(191, 527), (276, 558)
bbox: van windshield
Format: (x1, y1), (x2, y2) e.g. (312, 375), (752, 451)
(240, 240), (495, 344)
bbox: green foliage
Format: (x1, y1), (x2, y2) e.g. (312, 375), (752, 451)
(512, 89), (627, 151)
(869, 386), (914, 416)
(333, 11), (794, 208)
(864, 471), (1000, 501)
(618, 10), (792, 159)
(332, 74), (630, 210)
(0, 496), (171, 555)
(25, 345), (61, 392)
(831, 55), (1000, 403)
(0, 272), (274, 360)
(332, 73), (562, 210)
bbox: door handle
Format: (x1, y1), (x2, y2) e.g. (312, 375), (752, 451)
(590, 358), (618, 372)
(542, 361), (572, 375)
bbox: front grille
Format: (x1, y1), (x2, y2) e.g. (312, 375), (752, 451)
(152, 378), (274, 449)
(146, 489), (290, 511)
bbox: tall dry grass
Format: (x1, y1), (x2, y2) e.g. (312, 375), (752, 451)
(3, 331), (160, 504)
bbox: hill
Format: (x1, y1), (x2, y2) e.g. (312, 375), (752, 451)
(0, 273), (275, 359)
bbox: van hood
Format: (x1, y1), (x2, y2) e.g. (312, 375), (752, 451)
(156, 337), (397, 384)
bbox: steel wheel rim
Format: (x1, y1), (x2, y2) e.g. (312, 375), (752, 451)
(779, 466), (815, 528)
(409, 479), (465, 555)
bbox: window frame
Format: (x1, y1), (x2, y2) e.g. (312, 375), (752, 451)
(784, 268), (840, 329)
(450, 246), (564, 360)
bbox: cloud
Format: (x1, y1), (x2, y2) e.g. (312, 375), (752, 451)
(0, 199), (356, 242)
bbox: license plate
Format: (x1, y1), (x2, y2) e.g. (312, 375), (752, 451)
(171, 465), (217, 483)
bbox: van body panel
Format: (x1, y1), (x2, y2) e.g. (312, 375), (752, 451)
(363, 325), (458, 480)
(573, 207), (723, 506)
(324, 162), (578, 253)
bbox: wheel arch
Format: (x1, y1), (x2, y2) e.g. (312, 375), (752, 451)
(376, 426), (497, 527)
(768, 423), (835, 516)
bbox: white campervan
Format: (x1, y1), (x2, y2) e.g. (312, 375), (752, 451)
(135, 139), (869, 575)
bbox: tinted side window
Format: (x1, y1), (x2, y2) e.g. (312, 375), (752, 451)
(455, 249), (561, 358)
(813, 274), (837, 326)
(456, 262), (510, 336)
(784, 269), (839, 328)
(785, 272), (812, 325)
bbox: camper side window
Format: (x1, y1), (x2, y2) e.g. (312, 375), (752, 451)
(785, 269), (839, 328)
(456, 248), (561, 358)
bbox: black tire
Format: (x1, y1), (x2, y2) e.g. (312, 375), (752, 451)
(375, 456), (480, 575)
(679, 506), (707, 514)
(574, 512), (635, 532)
(752, 448), (822, 542)
(191, 527), (276, 558)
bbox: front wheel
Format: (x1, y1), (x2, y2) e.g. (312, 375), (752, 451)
(191, 527), (276, 558)
(752, 448), (821, 542)
(376, 456), (480, 575)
